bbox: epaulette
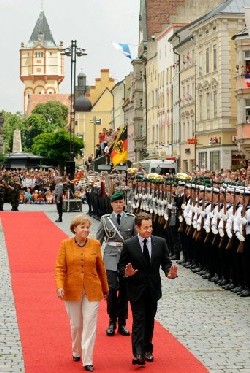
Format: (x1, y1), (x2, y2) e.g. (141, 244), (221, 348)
(101, 214), (111, 218)
(125, 213), (135, 217)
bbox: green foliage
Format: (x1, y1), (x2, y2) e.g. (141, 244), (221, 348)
(23, 114), (49, 150)
(32, 129), (83, 167)
(31, 101), (68, 129)
(0, 152), (6, 165)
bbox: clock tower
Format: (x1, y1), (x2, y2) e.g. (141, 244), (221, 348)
(20, 10), (64, 114)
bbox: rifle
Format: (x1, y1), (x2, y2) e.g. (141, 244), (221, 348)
(237, 190), (246, 253)
(193, 186), (202, 240)
(218, 187), (228, 249)
(226, 187), (236, 250)
(204, 185), (214, 244)
(212, 188), (222, 246)
(195, 187), (206, 241)
(164, 182), (172, 229)
(178, 186), (186, 234)
(187, 184), (197, 236)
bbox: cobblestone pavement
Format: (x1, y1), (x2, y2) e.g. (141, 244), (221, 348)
(0, 203), (250, 373)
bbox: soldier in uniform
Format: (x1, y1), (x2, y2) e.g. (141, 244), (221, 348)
(0, 176), (6, 211)
(54, 177), (64, 222)
(9, 175), (21, 211)
(96, 191), (135, 336)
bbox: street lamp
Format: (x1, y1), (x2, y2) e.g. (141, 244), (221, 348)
(61, 40), (87, 178)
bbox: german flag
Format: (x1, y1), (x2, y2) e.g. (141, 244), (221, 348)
(110, 126), (128, 167)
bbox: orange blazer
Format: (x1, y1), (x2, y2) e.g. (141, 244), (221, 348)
(55, 237), (109, 301)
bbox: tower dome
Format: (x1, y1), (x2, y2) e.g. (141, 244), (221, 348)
(74, 95), (92, 112)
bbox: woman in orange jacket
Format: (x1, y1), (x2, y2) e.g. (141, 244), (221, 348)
(55, 215), (109, 372)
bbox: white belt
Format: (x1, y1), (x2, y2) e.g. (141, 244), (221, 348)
(107, 242), (123, 247)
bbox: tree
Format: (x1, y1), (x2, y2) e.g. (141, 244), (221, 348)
(23, 114), (49, 150)
(31, 101), (68, 129)
(32, 129), (83, 168)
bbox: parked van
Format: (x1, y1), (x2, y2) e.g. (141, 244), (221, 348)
(139, 159), (177, 175)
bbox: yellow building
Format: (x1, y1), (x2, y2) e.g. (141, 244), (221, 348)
(20, 11), (64, 115)
(75, 69), (115, 163)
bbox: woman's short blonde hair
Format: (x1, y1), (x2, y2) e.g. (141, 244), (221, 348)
(70, 214), (92, 233)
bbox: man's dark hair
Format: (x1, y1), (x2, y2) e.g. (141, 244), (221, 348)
(135, 212), (151, 227)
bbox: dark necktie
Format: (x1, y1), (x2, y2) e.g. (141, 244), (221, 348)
(143, 238), (150, 266)
(117, 213), (121, 225)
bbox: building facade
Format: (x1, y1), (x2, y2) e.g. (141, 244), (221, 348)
(20, 11), (64, 115)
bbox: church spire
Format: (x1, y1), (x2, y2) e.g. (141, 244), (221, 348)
(28, 10), (56, 47)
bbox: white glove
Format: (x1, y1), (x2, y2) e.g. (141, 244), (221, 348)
(196, 223), (201, 231)
(222, 214), (227, 221)
(219, 229), (224, 237)
(240, 217), (247, 225)
(181, 203), (185, 210)
(200, 211), (205, 217)
(212, 228), (218, 235)
(150, 208), (153, 214)
(216, 211), (222, 219)
(193, 221), (197, 229)
(226, 229), (232, 238)
(179, 216), (183, 223)
(237, 233), (245, 242)
(168, 203), (172, 209)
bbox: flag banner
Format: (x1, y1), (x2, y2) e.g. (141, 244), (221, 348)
(110, 126), (128, 167)
(112, 42), (132, 59)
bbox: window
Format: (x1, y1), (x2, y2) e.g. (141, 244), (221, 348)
(34, 52), (44, 58)
(244, 51), (250, 74)
(198, 152), (207, 169)
(199, 95), (202, 121)
(206, 47), (209, 74)
(206, 93), (210, 120)
(199, 51), (202, 77)
(245, 99), (250, 123)
(210, 151), (220, 171)
(213, 45), (217, 71)
(214, 92), (217, 118)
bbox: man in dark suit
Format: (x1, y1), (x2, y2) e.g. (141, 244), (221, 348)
(118, 212), (177, 366)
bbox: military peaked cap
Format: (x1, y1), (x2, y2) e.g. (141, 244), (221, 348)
(111, 191), (124, 202)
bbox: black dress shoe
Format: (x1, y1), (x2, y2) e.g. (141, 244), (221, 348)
(72, 356), (80, 362)
(118, 325), (130, 336)
(84, 365), (94, 372)
(106, 323), (116, 336)
(132, 354), (145, 366)
(239, 288), (250, 297)
(145, 352), (154, 362)
(55, 219), (62, 222)
(232, 286), (243, 293)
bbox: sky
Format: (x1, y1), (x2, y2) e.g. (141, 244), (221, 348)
(0, 0), (140, 113)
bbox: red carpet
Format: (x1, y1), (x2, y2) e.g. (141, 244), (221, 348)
(1, 212), (209, 373)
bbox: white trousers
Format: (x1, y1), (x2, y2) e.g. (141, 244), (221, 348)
(65, 295), (100, 366)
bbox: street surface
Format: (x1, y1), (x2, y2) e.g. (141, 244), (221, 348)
(0, 202), (249, 373)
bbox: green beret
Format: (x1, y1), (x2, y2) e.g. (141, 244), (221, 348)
(111, 191), (124, 202)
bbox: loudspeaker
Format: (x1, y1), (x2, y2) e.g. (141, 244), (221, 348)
(66, 161), (75, 179)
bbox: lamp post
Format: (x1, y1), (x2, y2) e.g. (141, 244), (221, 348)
(61, 40), (86, 178)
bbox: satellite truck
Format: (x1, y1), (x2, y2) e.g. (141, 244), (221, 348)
(138, 159), (177, 175)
